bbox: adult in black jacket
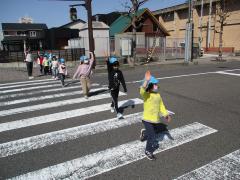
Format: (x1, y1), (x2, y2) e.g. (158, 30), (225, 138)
(107, 57), (127, 119)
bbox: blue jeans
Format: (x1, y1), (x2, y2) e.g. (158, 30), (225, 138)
(52, 67), (58, 78)
(142, 120), (157, 153)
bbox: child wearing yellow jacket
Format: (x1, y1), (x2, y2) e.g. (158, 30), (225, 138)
(140, 71), (171, 160)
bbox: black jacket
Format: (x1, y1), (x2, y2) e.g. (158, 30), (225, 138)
(107, 61), (127, 92)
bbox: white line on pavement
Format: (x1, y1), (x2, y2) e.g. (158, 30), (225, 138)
(0, 110), (175, 158)
(126, 72), (217, 84)
(0, 83), (99, 100)
(174, 149), (240, 180)
(0, 98), (143, 132)
(0, 79), (60, 90)
(0, 82), (69, 94)
(215, 71), (240, 76)
(0, 92), (126, 117)
(0, 78), (53, 87)
(10, 122), (217, 180)
(0, 112), (142, 158)
(125, 69), (240, 84)
(0, 87), (106, 106)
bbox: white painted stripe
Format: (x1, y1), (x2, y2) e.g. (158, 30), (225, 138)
(0, 78), (53, 87)
(0, 110), (175, 158)
(0, 80), (60, 90)
(126, 72), (217, 84)
(10, 122), (217, 180)
(0, 98), (143, 132)
(0, 83), (67, 94)
(0, 83), (99, 100)
(0, 92), (126, 117)
(223, 68), (240, 72)
(175, 149), (240, 180)
(215, 71), (240, 77)
(125, 69), (240, 84)
(0, 87), (106, 106)
(0, 113), (143, 158)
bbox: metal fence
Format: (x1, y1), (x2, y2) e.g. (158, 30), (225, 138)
(0, 48), (85, 63)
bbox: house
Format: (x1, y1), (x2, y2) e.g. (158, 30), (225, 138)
(45, 27), (79, 50)
(109, 8), (169, 58)
(153, 0), (240, 53)
(92, 12), (124, 26)
(1, 23), (48, 51)
(67, 21), (110, 57)
(59, 19), (86, 30)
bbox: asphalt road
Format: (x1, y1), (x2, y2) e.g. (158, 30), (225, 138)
(0, 61), (239, 179)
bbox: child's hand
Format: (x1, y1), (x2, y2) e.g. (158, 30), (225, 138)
(145, 71), (151, 81)
(164, 115), (171, 123)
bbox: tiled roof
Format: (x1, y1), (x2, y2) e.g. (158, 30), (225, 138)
(109, 8), (169, 37)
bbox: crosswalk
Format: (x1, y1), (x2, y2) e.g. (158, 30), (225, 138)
(0, 78), (238, 179)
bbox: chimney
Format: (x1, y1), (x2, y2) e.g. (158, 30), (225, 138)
(96, 15), (99, 22)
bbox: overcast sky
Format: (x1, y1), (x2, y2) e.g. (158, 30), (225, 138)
(0, 0), (186, 28)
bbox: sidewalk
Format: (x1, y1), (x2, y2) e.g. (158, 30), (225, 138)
(0, 55), (240, 83)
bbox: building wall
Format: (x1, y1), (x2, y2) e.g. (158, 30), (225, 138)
(156, 0), (240, 52)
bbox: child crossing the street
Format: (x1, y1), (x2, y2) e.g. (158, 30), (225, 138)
(51, 55), (59, 80)
(58, 58), (67, 87)
(42, 54), (49, 75)
(139, 70), (171, 160)
(73, 52), (95, 98)
(106, 55), (127, 119)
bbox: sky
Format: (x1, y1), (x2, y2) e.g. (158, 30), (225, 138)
(0, 0), (186, 28)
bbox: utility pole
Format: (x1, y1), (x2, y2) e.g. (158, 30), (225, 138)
(207, 0), (213, 49)
(185, 0), (194, 63)
(199, 0), (204, 52)
(69, 0), (95, 66)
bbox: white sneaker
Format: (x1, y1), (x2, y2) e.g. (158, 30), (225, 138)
(117, 113), (123, 119)
(110, 107), (114, 113)
(28, 76), (34, 79)
(84, 95), (88, 99)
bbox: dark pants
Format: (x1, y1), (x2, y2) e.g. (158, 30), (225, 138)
(44, 66), (49, 75)
(26, 61), (33, 77)
(110, 88), (120, 113)
(142, 120), (157, 153)
(142, 121), (168, 153)
(40, 64), (43, 74)
(59, 73), (65, 85)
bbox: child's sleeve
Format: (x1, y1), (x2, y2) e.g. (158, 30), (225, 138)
(119, 71), (127, 92)
(140, 87), (148, 99)
(159, 94), (169, 117)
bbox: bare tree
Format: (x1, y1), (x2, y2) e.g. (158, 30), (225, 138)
(123, 0), (149, 66)
(215, 0), (230, 61)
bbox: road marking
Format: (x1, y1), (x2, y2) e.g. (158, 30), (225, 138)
(0, 98), (143, 132)
(0, 83), (99, 100)
(0, 92), (126, 117)
(126, 72), (218, 84)
(0, 80), (60, 90)
(174, 149), (240, 180)
(125, 69), (240, 84)
(10, 122), (217, 180)
(0, 110), (175, 158)
(0, 83), (69, 94)
(215, 71), (240, 77)
(0, 87), (106, 106)
(0, 78), (53, 87)
(0, 113), (142, 158)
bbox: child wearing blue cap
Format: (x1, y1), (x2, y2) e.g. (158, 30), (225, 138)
(73, 52), (95, 98)
(140, 71), (171, 160)
(58, 58), (67, 87)
(106, 55), (127, 119)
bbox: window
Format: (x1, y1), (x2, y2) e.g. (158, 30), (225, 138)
(30, 31), (36, 37)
